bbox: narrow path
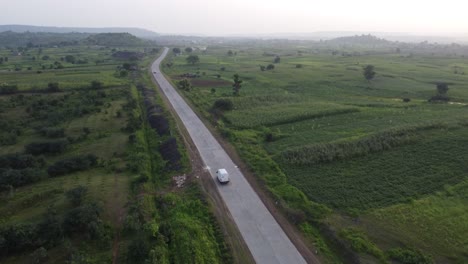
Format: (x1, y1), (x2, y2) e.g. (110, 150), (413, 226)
(151, 48), (308, 264)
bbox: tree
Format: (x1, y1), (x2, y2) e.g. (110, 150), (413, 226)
(172, 48), (181, 54)
(47, 82), (60, 92)
(363, 65), (376, 82)
(436, 82), (449, 95)
(274, 56), (281, 63)
(185, 47), (193, 53)
(186, 55), (200, 65)
(64, 55), (76, 64)
(91, 80), (103, 89)
(266, 64), (275, 70)
(177, 79), (192, 91)
(227, 50), (234, 56)
(260, 65), (266, 71)
(232, 74), (243, 96)
(66, 185), (88, 206)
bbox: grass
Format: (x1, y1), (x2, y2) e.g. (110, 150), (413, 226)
(163, 44), (468, 262)
(282, 127), (468, 210)
(0, 45), (140, 263)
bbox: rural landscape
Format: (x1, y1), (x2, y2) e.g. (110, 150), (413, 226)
(1, 2), (468, 263)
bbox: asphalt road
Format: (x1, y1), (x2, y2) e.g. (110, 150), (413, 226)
(151, 47), (307, 264)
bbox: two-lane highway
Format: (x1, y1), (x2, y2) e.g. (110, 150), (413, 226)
(151, 47), (307, 264)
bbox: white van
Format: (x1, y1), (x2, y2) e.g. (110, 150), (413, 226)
(216, 169), (229, 184)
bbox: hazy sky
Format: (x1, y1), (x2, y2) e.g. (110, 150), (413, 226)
(2, 0), (467, 35)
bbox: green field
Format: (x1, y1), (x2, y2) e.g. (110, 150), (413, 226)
(1, 39), (231, 264)
(163, 44), (468, 263)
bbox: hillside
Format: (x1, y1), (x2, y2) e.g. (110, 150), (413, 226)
(0, 31), (90, 47)
(83, 32), (151, 46)
(0, 24), (160, 39)
(327, 34), (394, 46)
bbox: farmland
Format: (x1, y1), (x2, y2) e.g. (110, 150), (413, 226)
(163, 40), (468, 263)
(0, 34), (231, 264)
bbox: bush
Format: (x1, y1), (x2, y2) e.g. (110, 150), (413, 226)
(25, 140), (69, 155)
(47, 82), (60, 93)
(148, 114), (170, 136)
(266, 64), (275, 70)
(39, 127), (65, 138)
(159, 137), (182, 171)
(387, 248), (433, 264)
(63, 203), (108, 240)
(47, 154), (98, 177)
(403, 98), (411, 102)
(66, 185), (88, 206)
(0, 224), (40, 256)
(0, 84), (18, 95)
(213, 99), (233, 111)
(0, 153), (44, 169)
(0, 168), (47, 187)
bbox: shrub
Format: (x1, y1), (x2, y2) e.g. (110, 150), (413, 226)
(159, 137), (182, 171)
(47, 154), (98, 177)
(0, 153), (45, 169)
(266, 64), (275, 70)
(403, 98), (411, 102)
(0, 84), (18, 95)
(0, 168), (45, 187)
(39, 127), (65, 138)
(213, 99), (233, 111)
(66, 185), (88, 206)
(25, 140), (69, 155)
(63, 203), (107, 240)
(387, 248), (433, 264)
(148, 114), (170, 136)
(0, 224), (40, 256)
(47, 82), (60, 93)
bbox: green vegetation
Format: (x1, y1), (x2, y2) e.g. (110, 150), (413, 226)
(162, 39), (468, 262)
(0, 35), (229, 263)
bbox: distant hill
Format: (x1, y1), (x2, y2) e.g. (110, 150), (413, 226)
(0, 25), (159, 39)
(83, 33), (150, 46)
(327, 34), (393, 46)
(0, 31), (90, 47)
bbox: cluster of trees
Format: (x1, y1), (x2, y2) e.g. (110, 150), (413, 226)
(25, 140), (69, 155)
(0, 154), (46, 188)
(260, 64), (275, 71)
(47, 154), (98, 177)
(38, 127), (65, 138)
(0, 195), (109, 259)
(177, 78), (192, 91)
(0, 84), (18, 95)
(26, 88), (105, 125)
(186, 55), (200, 65)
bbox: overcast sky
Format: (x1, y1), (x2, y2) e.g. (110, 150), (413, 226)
(2, 0), (467, 36)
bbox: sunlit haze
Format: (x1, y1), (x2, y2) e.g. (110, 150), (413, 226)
(2, 0), (468, 36)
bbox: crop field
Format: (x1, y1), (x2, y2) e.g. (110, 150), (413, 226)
(164, 43), (468, 262)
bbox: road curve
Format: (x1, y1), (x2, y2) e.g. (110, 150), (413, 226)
(151, 47), (307, 264)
